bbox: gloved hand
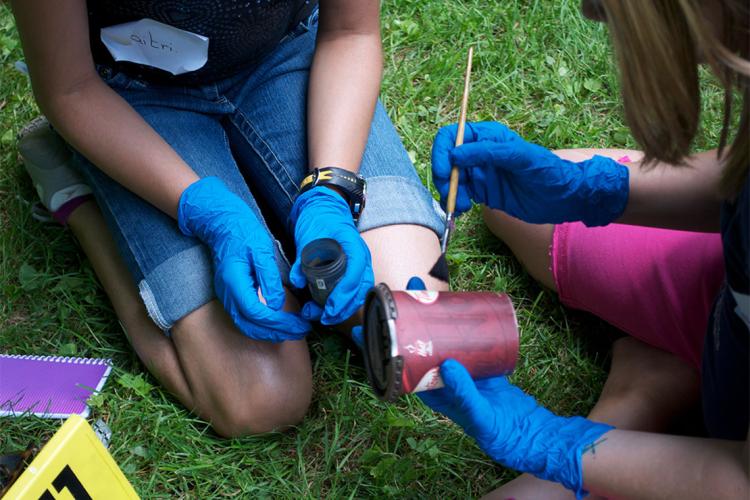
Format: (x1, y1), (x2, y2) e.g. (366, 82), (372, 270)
(290, 186), (374, 325)
(419, 359), (613, 499)
(351, 325), (364, 350)
(178, 177), (311, 342)
(431, 121), (629, 226)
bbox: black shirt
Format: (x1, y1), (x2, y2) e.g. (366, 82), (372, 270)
(702, 173), (750, 440)
(87, 0), (317, 85)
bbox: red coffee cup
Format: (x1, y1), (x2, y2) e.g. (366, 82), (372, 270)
(362, 283), (519, 401)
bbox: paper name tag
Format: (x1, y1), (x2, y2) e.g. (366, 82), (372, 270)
(100, 18), (209, 75)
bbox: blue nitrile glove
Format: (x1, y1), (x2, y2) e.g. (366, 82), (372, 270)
(431, 121), (629, 226)
(178, 177), (311, 342)
(290, 186), (374, 325)
(419, 359), (613, 499)
(351, 325), (364, 350)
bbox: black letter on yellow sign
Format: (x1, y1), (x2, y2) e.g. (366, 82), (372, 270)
(38, 464), (92, 500)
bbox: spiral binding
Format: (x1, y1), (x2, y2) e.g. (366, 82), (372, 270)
(1, 354), (111, 365)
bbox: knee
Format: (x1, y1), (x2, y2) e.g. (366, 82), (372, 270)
(207, 373), (313, 438)
(602, 338), (700, 408)
(170, 300), (313, 437)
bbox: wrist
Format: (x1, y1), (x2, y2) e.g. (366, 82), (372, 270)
(291, 186), (352, 227)
(178, 176), (253, 241)
(177, 176), (227, 237)
(298, 167), (367, 222)
(538, 415), (614, 499)
(320, 184), (347, 200)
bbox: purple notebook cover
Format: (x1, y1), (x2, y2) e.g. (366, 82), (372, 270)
(0, 354), (112, 419)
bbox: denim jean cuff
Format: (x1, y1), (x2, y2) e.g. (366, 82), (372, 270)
(137, 240), (291, 334)
(357, 175), (446, 238)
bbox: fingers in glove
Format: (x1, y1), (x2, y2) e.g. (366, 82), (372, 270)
(436, 174), (473, 215)
(432, 123), (484, 180)
(454, 186), (473, 214)
(320, 240), (373, 325)
(223, 266), (311, 335)
(288, 259), (307, 290)
(321, 275), (372, 326)
(469, 121), (521, 143)
(300, 301), (323, 321)
(231, 311), (309, 342)
(252, 248), (286, 310)
(246, 300), (312, 337)
(450, 141), (538, 172)
(439, 359), (496, 435)
(432, 127), (457, 182)
(416, 387), (453, 414)
(350, 325), (364, 350)
(449, 142), (502, 170)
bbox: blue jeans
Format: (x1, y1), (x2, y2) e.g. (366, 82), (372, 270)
(75, 12), (444, 331)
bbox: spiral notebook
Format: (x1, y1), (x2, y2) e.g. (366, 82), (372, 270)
(0, 354), (112, 419)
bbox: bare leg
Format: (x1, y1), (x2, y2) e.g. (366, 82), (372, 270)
(169, 297), (311, 437)
(361, 223), (449, 292)
(68, 201), (311, 437)
(480, 149), (701, 498)
(68, 202), (195, 402)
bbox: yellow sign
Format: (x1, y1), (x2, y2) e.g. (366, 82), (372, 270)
(4, 415), (139, 499)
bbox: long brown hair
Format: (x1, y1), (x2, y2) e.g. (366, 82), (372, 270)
(599, 0), (749, 197)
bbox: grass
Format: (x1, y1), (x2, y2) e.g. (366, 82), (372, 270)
(0, 1), (727, 498)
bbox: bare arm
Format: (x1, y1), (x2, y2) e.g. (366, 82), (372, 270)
(618, 150), (725, 232)
(307, 0), (382, 173)
(11, 0), (198, 218)
(583, 429), (749, 499)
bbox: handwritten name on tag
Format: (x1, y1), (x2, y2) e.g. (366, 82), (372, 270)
(100, 18), (209, 75)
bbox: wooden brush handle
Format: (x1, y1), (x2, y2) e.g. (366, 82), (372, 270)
(446, 46), (473, 215)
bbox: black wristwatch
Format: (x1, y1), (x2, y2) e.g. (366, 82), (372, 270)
(299, 166), (367, 222)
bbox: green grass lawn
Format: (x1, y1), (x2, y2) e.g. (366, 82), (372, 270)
(0, 1), (727, 498)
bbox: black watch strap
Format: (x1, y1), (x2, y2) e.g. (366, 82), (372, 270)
(299, 167), (367, 222)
